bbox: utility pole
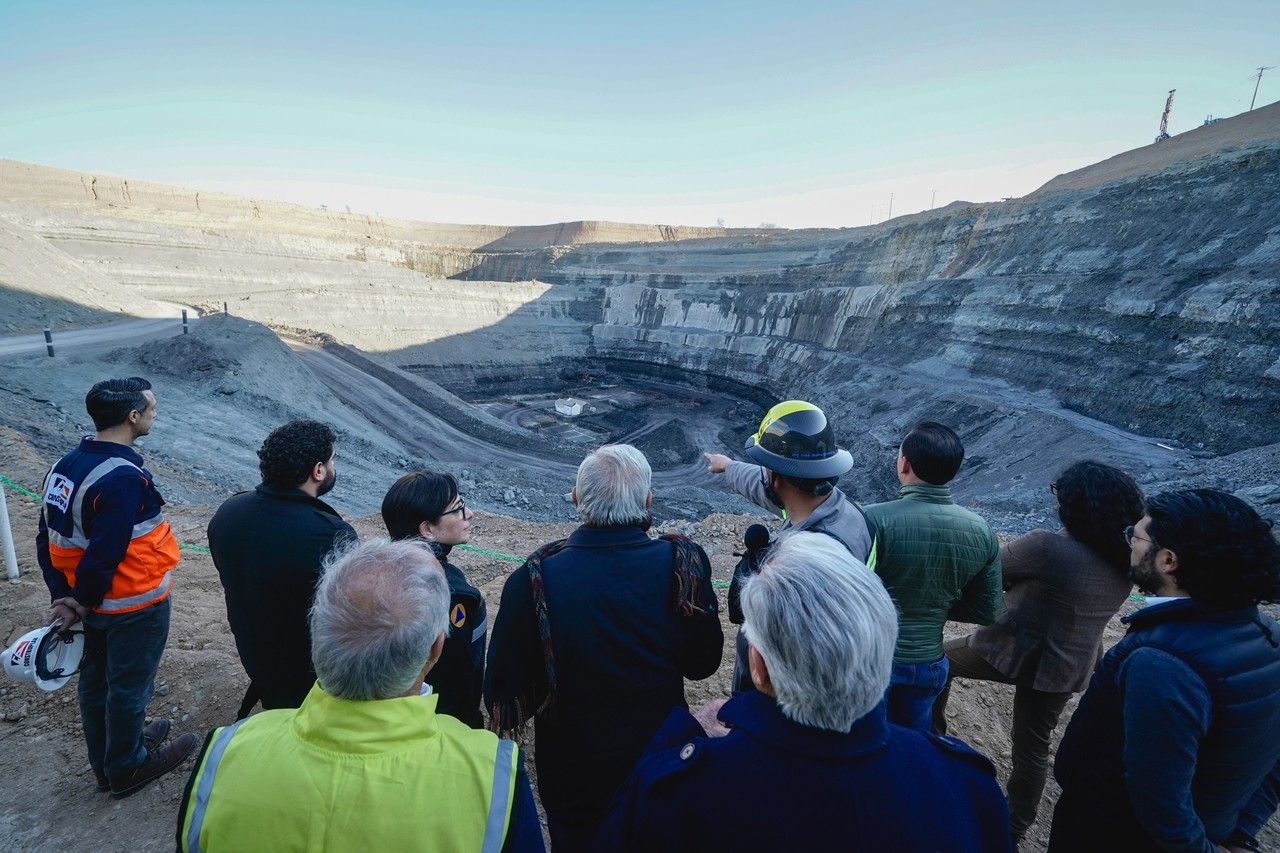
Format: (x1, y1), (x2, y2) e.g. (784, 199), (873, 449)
(887, 194), (894, 220)
(1251, 67), (1275, 111)
(930, 189), (937, 210)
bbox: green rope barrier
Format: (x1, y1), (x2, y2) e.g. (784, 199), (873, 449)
(1, 474), (41, 501)
(456, 543), (524, 563)
(181, 544), (211, 553)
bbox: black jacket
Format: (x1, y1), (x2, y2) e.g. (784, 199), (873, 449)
(208, 485), (356, 710)
(426, 543), (488, 729)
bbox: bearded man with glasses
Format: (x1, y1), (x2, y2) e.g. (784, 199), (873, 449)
(1050, 489), (1280, 852)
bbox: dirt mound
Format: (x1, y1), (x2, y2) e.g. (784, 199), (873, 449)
(116, 335), (239, 382)
(110, 315), (335, 414)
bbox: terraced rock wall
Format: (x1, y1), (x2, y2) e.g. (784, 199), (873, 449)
(444, 144), (1280, 454)
(3, 104), (1278, 458)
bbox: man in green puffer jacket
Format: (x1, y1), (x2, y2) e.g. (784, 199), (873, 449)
(864, 421), (1001, 732)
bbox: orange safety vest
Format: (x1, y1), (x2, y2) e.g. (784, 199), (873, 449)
(44, 456), (178, 614)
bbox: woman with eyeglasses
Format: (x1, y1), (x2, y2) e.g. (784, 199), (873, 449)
(930, 460), (1145, 847)
(381, 470), (487, 728)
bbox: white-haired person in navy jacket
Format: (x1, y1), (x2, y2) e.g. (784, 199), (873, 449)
(594, 532), (1012, 852)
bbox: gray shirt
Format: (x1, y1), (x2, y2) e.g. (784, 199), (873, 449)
(722, 460), (873, 561)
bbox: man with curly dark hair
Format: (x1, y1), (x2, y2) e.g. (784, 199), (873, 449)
(208, 420), (356, 714)
(931, 460), (1144, 846)
(1050, 489), (1280, 852)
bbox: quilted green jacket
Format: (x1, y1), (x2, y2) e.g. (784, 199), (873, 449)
(864, 484), (1002, 663)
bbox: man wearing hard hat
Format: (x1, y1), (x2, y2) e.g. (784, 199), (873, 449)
(34, 377), (195, 797)
(704, 400), (875, 694)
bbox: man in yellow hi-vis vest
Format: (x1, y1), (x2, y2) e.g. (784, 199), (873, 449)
(177, 539), (544, 852)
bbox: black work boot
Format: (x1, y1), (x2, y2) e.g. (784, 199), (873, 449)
(108, 731), (197, 799)
(95, 718), (174, 791)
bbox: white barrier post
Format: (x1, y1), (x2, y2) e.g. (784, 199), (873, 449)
(182, 310), (189, 334)
(0, 483), (19, 580)
(43, 328), (54, 357)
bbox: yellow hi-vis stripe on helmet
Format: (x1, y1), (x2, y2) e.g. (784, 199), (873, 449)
(756, 400), (821, 441)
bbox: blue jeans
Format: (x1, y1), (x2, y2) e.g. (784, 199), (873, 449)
(885, 656), (949, 731)
(79, 598), (171, 778)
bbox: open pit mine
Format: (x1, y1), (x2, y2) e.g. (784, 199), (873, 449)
(1, 98), (1279, 853)
(1, 101), (1278, 530)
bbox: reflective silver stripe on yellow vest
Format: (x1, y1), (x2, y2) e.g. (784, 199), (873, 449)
(483, 738), (517, 853)
(184, 719), (248, 853)
(183, 722), (519, 852)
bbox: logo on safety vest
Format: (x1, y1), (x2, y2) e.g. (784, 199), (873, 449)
(44, 474), (75, 513)
(450, 603), (467, 629)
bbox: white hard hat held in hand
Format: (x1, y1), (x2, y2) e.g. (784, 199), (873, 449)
(3, 621), (86, 691)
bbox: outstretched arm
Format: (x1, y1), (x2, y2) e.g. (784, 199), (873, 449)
(704, 455), (784, 519)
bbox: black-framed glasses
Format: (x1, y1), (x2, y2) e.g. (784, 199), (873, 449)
(440, 500), (467, 517)
(1049, 483), (1058, 496)
(1123, 526), (1154, 547)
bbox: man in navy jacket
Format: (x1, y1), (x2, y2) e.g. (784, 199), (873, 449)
(485, 444), (722, 852)
(595, 532), (1012, 852)
(1050, 489), (1280, 852)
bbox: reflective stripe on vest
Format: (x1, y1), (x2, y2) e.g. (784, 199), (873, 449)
(182, 718), (518, 851)
(46, 455), (174, 613)
(184, 719), (249, 853)
(483, 738), (517, 853)
(47, 510), (165, 550)
(57, 457), (145, 549)
(95, 570), (171, 613)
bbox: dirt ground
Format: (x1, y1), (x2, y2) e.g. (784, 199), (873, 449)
(4, 478), (1276, 851)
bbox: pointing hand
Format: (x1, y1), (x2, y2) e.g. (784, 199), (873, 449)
(704, 453), (730, 474)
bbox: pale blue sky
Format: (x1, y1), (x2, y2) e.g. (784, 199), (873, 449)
(2, 1), (1275, 227)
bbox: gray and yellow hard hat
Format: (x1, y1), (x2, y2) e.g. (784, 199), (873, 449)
(744, 400), (853, 479)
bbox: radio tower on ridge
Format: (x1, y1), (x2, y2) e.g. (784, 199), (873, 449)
(1155, 89), (1176, 143)
(1251, 67), (1275, 111)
